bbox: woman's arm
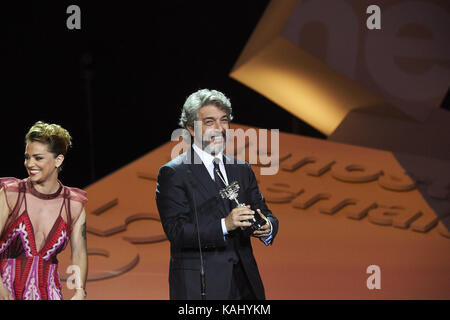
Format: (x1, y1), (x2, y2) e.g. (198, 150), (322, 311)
(69, 208), (88, 300)
(0, 188), (13, 300)
(0, 188), (10, 237)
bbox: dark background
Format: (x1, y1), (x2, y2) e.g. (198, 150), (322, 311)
(2, 1), (325, 188)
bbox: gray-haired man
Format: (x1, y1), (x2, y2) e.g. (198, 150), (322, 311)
(156, 89), (279, 300)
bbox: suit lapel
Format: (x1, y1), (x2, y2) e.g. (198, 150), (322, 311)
(223, 153), (239, 185)
(187, 148), (215, 197)
(187, 147), (228, 217)
(223, 153), (241, 208)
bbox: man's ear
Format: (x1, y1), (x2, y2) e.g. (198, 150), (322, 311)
(186, 125), (194, 137)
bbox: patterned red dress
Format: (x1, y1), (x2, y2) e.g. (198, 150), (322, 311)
(0, 177), (87, 300)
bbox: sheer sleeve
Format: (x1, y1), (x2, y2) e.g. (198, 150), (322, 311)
(66, 187), (88, 230)
(0, 177), (21, 215)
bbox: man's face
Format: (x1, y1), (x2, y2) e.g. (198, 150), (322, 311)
(187, 104), (230, 155)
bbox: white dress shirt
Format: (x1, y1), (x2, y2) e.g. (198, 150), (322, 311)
(192, 143), (228, 184)
(192, 143), (230, 236)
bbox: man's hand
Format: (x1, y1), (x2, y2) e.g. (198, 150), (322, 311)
(224, 205), (254, 232)
(251, 209), (271, 238)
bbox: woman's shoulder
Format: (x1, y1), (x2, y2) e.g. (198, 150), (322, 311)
(62, 184), (88, 205)
(0, 177), (26, 191)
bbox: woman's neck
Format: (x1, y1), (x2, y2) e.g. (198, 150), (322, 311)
(31, 178), (61, 195)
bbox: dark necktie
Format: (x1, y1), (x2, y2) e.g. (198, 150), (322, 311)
(213, 158), (231, 214)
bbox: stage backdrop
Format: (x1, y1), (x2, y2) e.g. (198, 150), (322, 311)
(59, 124), (450, 299)
(230, 0), (450, 135)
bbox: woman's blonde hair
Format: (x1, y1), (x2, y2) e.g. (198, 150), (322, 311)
(25, 121), (72, 157)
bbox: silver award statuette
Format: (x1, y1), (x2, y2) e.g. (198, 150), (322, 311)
(215, 168), (266, 235)
(219, 181), (245, 208)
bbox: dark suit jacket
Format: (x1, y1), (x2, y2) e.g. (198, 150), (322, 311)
(155, 147), (278, 300)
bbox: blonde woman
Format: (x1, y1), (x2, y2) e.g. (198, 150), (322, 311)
(0, 121), (87, 300)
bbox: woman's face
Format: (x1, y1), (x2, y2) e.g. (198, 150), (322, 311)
(24, 141), (64, 184)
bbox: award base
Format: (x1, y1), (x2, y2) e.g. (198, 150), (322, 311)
(241, 212), (267, 236)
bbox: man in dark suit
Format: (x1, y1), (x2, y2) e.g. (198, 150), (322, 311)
(156, 89), (278, 300)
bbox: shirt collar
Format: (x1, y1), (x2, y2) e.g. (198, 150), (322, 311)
(192, 143), (223, 167)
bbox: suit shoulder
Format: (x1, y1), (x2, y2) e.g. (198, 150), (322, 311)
(223, 153), (248, 165)
(164, 151), (190, 168)
(158, 152), (189, 177)
(223, 154), (252, 170)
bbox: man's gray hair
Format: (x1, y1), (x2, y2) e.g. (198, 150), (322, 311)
(179, 89), (233, 129)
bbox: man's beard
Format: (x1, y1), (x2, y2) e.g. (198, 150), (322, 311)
(201, 130), (227, 156)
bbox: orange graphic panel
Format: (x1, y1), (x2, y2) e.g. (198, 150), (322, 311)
(57, 124), (449, 299)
